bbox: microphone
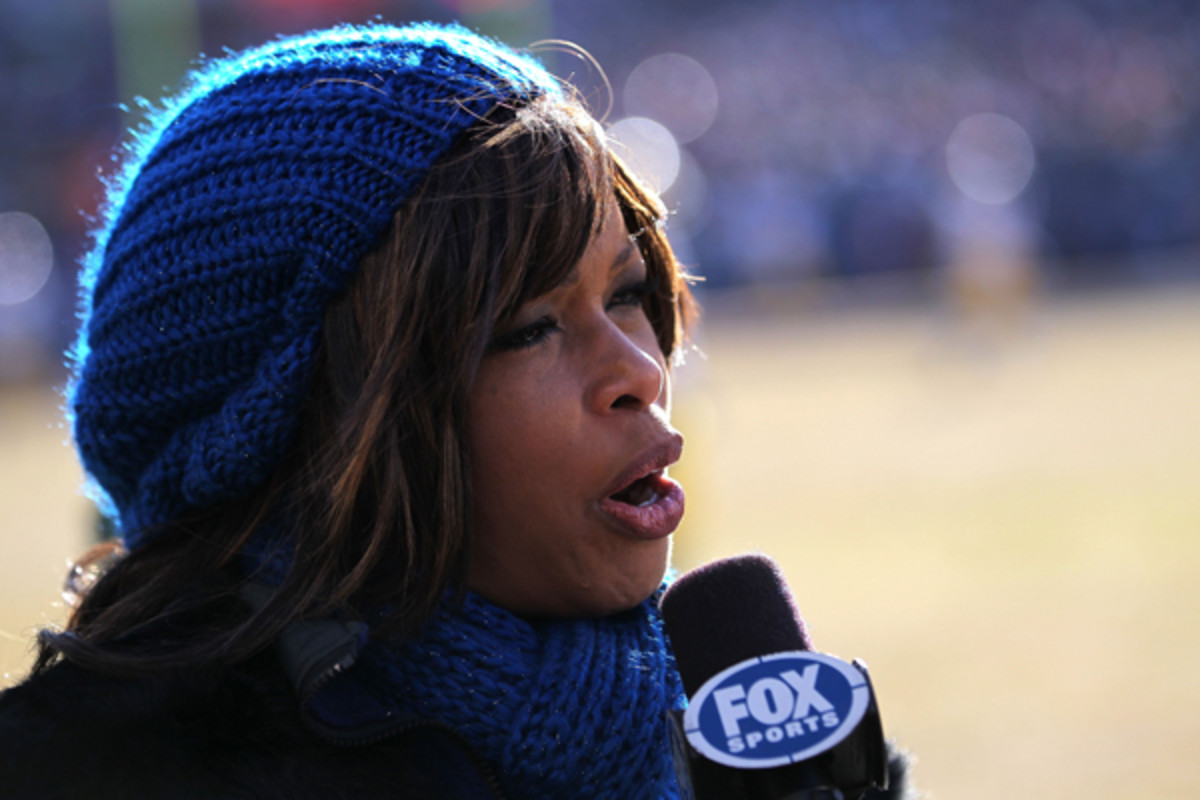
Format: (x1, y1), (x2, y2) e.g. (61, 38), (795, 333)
(661, 554), (889, 800)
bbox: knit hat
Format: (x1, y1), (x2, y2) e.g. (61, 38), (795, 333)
(69, 22), (562, 549)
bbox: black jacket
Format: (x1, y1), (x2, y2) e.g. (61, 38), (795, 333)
(0, 649), (506, 800)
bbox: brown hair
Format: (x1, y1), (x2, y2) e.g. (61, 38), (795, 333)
(36, 95), (696, 676)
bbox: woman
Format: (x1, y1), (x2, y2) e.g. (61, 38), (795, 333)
(0, 22), (909, 799)
(0, 21), (694, 799)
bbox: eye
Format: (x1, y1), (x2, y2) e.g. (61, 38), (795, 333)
(608, 275), (659, 311)
(491, 316), (560, 351)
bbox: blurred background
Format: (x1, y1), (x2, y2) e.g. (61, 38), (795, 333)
(2, 0), (1198, 797)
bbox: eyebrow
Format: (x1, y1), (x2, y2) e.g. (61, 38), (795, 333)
(558, 238), (640, 290)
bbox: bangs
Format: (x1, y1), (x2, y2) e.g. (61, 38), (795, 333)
(483, 99), (614, 325)
(376, 93), (694, 386)
(462, 96), (694, 357)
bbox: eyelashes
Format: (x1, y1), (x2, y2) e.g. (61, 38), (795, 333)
(492, 316), (560, 351)
(490, 276), (660, 353)
(609, 274), (660, 310)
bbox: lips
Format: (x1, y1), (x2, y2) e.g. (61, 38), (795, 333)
(598, 435), (686, 540)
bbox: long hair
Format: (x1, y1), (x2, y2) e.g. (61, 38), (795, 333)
(36, 94), (697, 676)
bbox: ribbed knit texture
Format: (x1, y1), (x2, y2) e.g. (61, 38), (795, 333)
(315, 591), (686, 799)
(68, 23), (561, 547)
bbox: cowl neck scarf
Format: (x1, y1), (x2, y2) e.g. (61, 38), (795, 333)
(308, 590), (686, 799)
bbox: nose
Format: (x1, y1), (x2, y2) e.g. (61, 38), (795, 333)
(585, 321), (667, 414)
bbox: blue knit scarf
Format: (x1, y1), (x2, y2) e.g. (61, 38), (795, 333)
(338, 591), (686, 799)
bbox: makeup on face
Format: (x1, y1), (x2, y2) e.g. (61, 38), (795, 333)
(465, 202), (685, 619)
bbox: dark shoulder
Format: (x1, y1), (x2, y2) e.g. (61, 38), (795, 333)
(0, 653), (302, 798)
(0, 653), (495, 800)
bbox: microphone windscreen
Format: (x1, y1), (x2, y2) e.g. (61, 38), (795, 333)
(661, 554), (813, 698)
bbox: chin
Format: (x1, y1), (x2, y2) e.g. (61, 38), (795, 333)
(471, 542), (673, 620)
(586, 550), (672, 617)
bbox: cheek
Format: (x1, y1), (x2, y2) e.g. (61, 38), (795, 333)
(469, 372), (557, 467)
(466, 367), (579, 539)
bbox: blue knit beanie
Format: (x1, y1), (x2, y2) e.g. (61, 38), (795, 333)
(69, 22), (562, 549)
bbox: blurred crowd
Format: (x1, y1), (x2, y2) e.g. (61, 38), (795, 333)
(3, 0), (1200, 380)
(559, 0), (1200, 289)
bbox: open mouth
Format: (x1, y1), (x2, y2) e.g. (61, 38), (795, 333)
(609, 470), (665, 507)
(600, 468), (685, 539)
(598, 435), (686, 539)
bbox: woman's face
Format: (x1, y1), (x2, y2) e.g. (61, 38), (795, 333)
(466, 202), (685, 618)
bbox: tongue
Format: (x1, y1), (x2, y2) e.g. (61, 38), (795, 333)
(612, 475), (658, 507)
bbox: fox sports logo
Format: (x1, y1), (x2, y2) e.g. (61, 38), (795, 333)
(683, 651), (870, 768)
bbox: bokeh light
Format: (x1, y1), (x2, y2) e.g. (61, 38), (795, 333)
(946, 113), (1036, 205)
(623, 53), (719, 144)
(0, 211), (54, 306)
(662, 147), (710, 231)
(608, 116), (682, 194)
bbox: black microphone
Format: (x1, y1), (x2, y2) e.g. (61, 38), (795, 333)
(661, 554), (889, 800)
